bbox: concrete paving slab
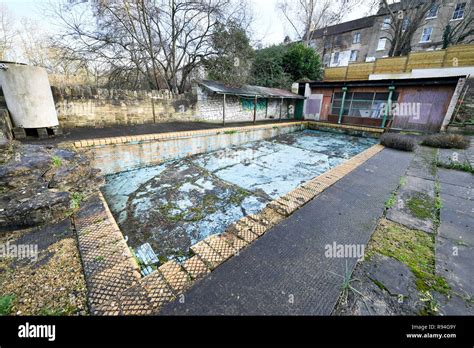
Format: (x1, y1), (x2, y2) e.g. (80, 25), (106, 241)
(364, 255), (416, 297)
(405, 146), (437, 181)
(440, 193), (474, 217)
(439, 181), (474, 200)
(439, 209), (474, 246)
(386, 189), (436, 234)
(334, 254), (422, 316)
(434, 292), (474, 316)
(403, 175), (436, 196)
(438, 168), (474, 188)
(436, 236), (474, 296)
(438, 148), (469, 165)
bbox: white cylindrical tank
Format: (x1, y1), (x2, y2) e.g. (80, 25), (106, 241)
(0, 63), (59, 128)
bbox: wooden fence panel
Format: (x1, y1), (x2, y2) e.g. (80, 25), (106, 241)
(324, 67), (347, 81)
(322, 44), (474, 81)
(406, 50), (446, 71)
(443, 45), (474, 68)
(345, 62), (375, 80)
(373, 57), (407, 74)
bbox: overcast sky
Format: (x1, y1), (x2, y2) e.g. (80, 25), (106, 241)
(2, 0), (373, 46)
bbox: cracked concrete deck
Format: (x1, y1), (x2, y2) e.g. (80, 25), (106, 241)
(159, 148), (413, 315)
(436, 168), (474, 314)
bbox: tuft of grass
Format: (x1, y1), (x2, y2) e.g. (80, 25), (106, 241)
(434, 181), (442, 226)
(367, 219), (450, 295)
(328, 260), (371, 313)
(385, 191), (397, 209)
(0, 294), (15, 315)
(419, 291), (440, 316)
(380, 133), (416, 152)
(422, 134), (470, 149)
(224, 130), (237, 135)
(39, 305), (76, 316)
(436, 160), (474, 174)
(51, 155), (62, 168)
(399, 176), (406, 187)
(70, 192), (85, 210)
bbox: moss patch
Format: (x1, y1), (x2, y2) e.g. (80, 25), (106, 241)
(366, 219), (450, 295)
(0, 294), (15, 315)
(407, 192), (435, 220)
(385, 191), (397, 209)
(419, 147), (438, 176)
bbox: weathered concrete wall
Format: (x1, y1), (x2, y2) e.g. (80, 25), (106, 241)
(80, 122), (307, 175)
(52, 87), (197, 128)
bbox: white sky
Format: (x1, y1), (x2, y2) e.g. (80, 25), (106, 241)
(251, 0), (373, 46)
(2, 0), (374, 46)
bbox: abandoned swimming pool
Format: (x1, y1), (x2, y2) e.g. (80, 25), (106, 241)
(101, 129), (378, 272)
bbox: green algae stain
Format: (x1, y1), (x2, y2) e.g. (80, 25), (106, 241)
(407, 192), (435, 220)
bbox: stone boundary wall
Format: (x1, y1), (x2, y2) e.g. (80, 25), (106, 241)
(52, 86), (198, 129)
(51, 85), (297, 129)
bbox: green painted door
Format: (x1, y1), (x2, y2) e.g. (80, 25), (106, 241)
(294, 100), (304, 120)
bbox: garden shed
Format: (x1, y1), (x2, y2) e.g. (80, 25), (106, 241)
(195, 80), (305, 124)
(298, 76), (466, 132)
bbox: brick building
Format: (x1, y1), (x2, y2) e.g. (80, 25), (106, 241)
(310, 0), (473, 67)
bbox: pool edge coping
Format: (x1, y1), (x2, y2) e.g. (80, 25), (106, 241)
(70, 121), (383, 149)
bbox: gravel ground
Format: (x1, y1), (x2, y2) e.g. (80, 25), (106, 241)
(0, 218), (88, 315)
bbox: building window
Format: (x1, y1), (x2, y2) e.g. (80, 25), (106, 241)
(333, 52), (340, 65)
(353, 32), (361, 44)
(324, 39), (331, 49)
(334, 35), (342, 47)
(377, 38), (387, 51)
(382, 16), (391, 29)
(331, 92), (399, 118)
(452, 2), (466, 20)
(426, 5), (439, 19)
(420, 27), (433, 42)
(350, 50), (358, 62)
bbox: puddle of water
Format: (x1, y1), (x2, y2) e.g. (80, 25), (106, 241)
(102, 129), (377, 266)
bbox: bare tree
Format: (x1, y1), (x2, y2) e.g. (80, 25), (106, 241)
(0, 4), (16, 60)
(441, 7), (473, 48)
(47, 0), (250, 92)
(380, 0), (437, 56)
(277, 0), (364, 46)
